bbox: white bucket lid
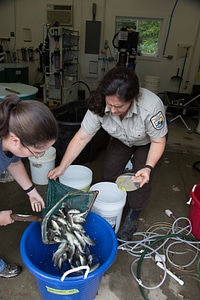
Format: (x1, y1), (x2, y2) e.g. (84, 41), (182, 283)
(60, 165), (92, 181)
(90, 182), (126, 205)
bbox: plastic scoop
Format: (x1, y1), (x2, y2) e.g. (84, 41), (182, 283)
(116, 173), (142, 191)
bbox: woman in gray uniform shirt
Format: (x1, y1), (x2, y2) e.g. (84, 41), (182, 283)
(49, 66), (168, 241)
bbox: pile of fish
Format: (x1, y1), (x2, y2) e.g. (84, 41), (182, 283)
(47, 207), (99, 274)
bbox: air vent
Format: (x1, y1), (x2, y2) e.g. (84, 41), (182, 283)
(47, 4), (73, 26)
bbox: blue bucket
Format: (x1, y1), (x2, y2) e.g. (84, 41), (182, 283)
(20, 212), (117, 300)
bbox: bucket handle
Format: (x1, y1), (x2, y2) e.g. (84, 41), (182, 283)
(191, 184), (197, 192)
(187, 184), (198, 205)
(61, 265), (90, 281)
(187, 197), (192, 205)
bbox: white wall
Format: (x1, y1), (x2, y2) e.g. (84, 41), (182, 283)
(0, 0), (200, 96)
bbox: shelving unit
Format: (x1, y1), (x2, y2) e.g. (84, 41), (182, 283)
(43, 26), (79, 105)
(0, 37), (11, 63)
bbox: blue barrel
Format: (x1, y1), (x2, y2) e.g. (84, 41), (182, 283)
(20, 212), (118, 300)
(0, 83), (38, 100)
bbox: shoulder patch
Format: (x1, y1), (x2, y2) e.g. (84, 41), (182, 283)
(150, 111), (165, 130)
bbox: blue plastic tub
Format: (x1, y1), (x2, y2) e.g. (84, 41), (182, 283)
(20, 212), (118, 300)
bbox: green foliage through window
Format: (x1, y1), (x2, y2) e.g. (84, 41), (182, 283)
(115, 17), (161, 57)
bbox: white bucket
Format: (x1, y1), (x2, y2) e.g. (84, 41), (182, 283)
(28, 147), (56, 185)
(59, 165), (92, 191)
(144, 75), (160, 94)
(144, 75), (160, 83)
(89, 182), (127, 233)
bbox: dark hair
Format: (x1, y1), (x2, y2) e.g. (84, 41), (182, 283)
(88, 66), (140, 116)
(0, 94), (58, 148)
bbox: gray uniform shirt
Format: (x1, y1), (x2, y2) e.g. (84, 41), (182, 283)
(81, 88), (168, 147)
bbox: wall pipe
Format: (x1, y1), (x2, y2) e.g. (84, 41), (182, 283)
(163, 0), (179, 56)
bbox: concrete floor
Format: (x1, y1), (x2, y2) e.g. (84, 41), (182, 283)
(0, 115), (200, 300)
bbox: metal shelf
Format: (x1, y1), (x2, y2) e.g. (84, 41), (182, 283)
(43, 26), (79, 105)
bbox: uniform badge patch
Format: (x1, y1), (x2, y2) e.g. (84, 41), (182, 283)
(150, 111), (165, 130)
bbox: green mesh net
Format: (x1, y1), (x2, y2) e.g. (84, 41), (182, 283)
(41, 179), (98, 244)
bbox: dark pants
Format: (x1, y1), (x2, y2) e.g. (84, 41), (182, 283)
(103, 138), (157, 211)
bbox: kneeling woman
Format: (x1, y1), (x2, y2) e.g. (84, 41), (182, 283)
(0, 94), (58, 278)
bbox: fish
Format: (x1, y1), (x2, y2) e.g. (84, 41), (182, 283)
(46, 206), (99, 274)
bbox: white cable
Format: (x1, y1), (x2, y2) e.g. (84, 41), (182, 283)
(171, 216), (192, 235)
(130, 248), (167, 290)
(165, 241), (199, 269)
(156, 261), (184, 286)
(118, 231), (170, 257)
(118, 215), (200, 291)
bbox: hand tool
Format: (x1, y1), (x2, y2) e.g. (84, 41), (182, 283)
(11, 213), (42, 222)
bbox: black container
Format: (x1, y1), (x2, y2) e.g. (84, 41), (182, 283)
(3, 64), (29, 84)
(51, 100), (110, 166)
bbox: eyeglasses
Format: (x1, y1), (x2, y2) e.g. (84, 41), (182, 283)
(106, 100), (132, 110)
(106, 103), (125, 109)
(22, 143), (46, 159)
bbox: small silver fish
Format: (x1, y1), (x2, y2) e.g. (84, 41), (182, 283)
(68, 209), (81, 214)
(47, 206), (98, 272)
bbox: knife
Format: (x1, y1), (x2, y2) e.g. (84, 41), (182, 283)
(11, 213), (42, 222)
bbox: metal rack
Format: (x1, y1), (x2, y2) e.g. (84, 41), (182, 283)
(164, 91), (200, 131)
(43, 26), (79, 105)
(0, 37), (11, 62)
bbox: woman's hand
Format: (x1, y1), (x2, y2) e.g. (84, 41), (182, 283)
(0, 210), (14, 226)
(48, 128), (95, 180)
(133, 136), (166, 188)
(133, 167), (151, 188)
(7, 161), (44, 212)
(27, 189), (45, 212)
(48, 165), (66, 180)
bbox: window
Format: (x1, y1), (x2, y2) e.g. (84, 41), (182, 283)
(115, 17), (162, 57)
